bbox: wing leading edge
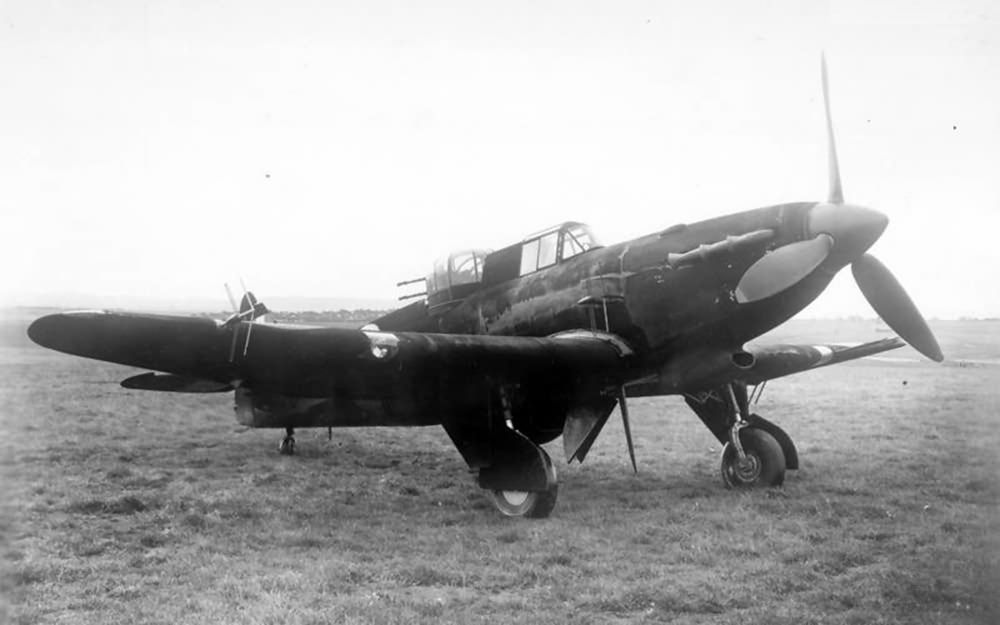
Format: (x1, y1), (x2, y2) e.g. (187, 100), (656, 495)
(741, 336), (906, 385)
(27, 311), (635, 398)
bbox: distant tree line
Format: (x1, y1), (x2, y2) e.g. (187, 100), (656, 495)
(271, 309), (390, 323)
(198, 310), (391, 323)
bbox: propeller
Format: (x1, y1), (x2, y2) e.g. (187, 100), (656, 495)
(822, 53), (843, 205)
(224, 283), (241, 362)
(225, 283), (239, 313)
(853, 255), (943, 361)
(223, 281), (270, 361)
(735, 55), (942, 362)
(239, 288), (264, 357)
(734, 54), (844, 304)
(820, 56), (942, 361)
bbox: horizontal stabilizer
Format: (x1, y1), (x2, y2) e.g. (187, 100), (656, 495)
(121, 372), (233, 393)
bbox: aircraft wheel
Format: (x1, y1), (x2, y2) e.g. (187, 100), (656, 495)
(491, 485), (558, 518)
(720, 427), (785, 488)
(489, 446), (558, 518)
(278, 436), (295, 455)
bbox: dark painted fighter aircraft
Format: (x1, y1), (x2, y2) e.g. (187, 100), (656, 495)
(28, 59), (942, 518)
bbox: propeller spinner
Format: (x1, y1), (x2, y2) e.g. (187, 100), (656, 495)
(736, 55), (943, 362)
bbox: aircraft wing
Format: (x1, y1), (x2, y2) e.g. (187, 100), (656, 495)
(739, 336), (906, 385)
(27, 311), (635, 398)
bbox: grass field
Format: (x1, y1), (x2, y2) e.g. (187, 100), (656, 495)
(1, 313), (998, 624)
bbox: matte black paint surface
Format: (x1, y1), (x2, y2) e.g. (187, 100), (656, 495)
(27, 201), (909, 457)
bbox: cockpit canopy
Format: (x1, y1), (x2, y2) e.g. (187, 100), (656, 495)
(426, 249), (492, 308)
(423, 223), (601, 312)
(517, 222), (599, 276)
(480, 222), (602, 287)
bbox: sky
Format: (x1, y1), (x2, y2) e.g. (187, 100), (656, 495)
(3, 0), (998, 317)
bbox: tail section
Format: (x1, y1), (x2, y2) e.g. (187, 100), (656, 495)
(223, 283), (272, 361)
(239, 291), (271, 323)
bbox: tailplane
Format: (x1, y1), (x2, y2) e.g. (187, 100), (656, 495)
(223, 282), (272, 360)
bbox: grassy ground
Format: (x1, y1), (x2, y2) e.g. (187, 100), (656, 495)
(1, 315), (997, 624)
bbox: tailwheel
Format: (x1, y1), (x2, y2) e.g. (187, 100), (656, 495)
(278, 427), (295, 455)
(720, 427), (785, 488)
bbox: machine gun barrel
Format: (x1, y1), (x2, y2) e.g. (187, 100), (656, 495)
(398, 291), (427, 301)
(396, 277), (425, 287)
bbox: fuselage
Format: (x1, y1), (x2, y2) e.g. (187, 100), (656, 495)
(375, 199), (881, 393)
(24, 197), (890, 433)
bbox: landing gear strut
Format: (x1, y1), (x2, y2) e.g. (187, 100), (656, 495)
(278, 427), (295, 455)
(721, 427), (785, 488)
(719, 383), (784, 488)
(684, 382), (796, 489)
(442, 389), (560, 518)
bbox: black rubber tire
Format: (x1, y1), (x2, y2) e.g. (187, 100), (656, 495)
(491, 486), (559, 518)
(489, 446), (558, 518)
(720, 427), (786, 488)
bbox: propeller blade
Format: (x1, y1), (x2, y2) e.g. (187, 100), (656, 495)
(224, 283), (241, 362)
(735, 234), (834, 304)
(243, 320), (255, 356)
(852, 254), (943, 362)
(618, 388), (637, 474)
(822, 53), (844, 205)
(240, 290), (261, 357)
(224, 283), (238, 313)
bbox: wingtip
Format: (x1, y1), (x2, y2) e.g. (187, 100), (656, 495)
(26, 310), (111, 353)
(27, 313), (65, 349)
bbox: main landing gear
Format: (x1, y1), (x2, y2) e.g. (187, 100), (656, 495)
(685, 382), (799, 489)
(720, 423), (785, 488)
(278, 427), (295, 455)
(442, 396), (560, 519)
(488, 447), (559, 518)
